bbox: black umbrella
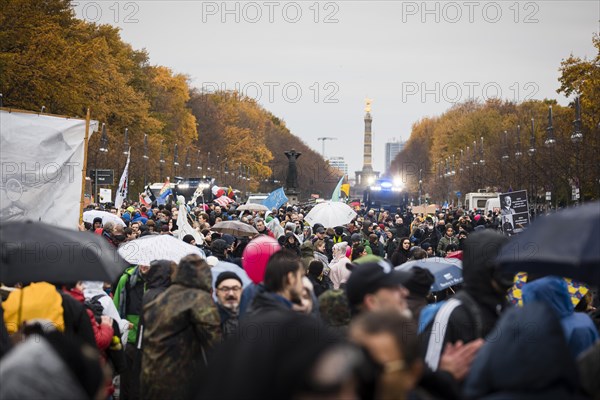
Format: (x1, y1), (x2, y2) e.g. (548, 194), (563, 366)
(496, 202), (600, 284)
(1, 221), (128, 285)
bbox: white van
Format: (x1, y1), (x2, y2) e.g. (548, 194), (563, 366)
(485, 198), (500, 215)
(464, 191), (499, 212)
(246, 194), (268, 205)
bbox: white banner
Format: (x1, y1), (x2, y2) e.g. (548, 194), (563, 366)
(0, 110), (98, 229)
(177, 195), (204, 245)
(114, 150), (130, 210)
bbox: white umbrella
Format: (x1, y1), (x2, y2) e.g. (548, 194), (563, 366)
(304, 201), (357, 228)
(83, 210), (126, 227)
(237, 203), (269, 212)
(118, 235), (206, 265)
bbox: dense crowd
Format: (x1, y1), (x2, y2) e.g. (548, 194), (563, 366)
(1, 199), (599, 400)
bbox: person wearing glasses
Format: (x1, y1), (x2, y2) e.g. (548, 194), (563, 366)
(214, 271), (244, 339)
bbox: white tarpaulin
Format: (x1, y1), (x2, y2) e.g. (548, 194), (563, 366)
(0, 110), (97, 228)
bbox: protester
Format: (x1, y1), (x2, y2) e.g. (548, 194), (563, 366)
(522, 276), (599, 358)
(391, 237), (412, 266)
(403, 266), (435, 323)
(421, 230), (510, 373)
(141, 255), (221, 400)
(345, 259), (411, 317)
(464, 303), (586, 399)
(214, 271), (243, 339)
(244, 250), (305, 319)
(329, 242), (351, 289)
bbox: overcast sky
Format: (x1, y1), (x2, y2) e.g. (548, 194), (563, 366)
(74, 0), (599, 175)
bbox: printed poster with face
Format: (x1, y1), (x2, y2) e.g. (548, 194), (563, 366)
(498, 190), (530, 236)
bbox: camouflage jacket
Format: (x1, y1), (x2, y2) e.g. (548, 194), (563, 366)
(141, 259), (221, 400)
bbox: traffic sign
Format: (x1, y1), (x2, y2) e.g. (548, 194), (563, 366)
(91, 169), (114, 185)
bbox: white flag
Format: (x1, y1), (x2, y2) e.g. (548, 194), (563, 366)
(176, 196), (204, 245)
(115, 150), (131, 210)
(0, 110), (98, 229)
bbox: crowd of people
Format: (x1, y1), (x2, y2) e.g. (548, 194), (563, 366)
(1, 198), (599, 400)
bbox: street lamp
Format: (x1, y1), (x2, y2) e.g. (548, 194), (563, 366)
(479, 137), (485, 165)
(571, 97), (583, 204)
(123, 128), (130, 155)
(99, 123), (108, 153)
(527, 118), (536, 156)
(570, 97), (583, 143)
(159, 140), (165, 181)
(185, 149), (191, 177)
(515, 125), (523, 158)
(545, 106), (556, 147)
(501, 131), (510, 161)
(196, 150), (202, 173)
(143, 134), (149, 187)
(173, 144), (179, 177)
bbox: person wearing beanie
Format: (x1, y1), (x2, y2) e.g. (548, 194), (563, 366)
(403, 266), (435, 322)
(214, 271), (244, 338)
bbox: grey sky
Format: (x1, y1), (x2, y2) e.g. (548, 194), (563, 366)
(73, 0), (599, 176)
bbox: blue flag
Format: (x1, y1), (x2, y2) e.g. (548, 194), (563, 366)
(263, 188), (288, 211)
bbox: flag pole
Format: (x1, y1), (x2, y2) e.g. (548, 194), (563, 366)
(79, 108), (91, 225)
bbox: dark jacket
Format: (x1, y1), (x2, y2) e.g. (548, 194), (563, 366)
(141, 258), (221, 400)
(421, 231), (509, 371)
(464, 303), (587, 400)
(245, 288), (294, 320)
(199, 309), (339, 400)
(391, 247), (411, 267)
(143, 261), (172, 305)
(217, 304), (239, 340)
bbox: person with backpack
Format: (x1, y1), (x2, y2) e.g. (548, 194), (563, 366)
(420, 231), (513, 375)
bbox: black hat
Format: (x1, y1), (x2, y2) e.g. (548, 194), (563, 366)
(345, 260), (411, 307)
(92, 217), (103, 225)
(403, 266), (435, 297)
(215, 271), (243, 288)
(182, 234), (195, 244)
(334, 226), (344, 235)
(315, 226), (325, 234)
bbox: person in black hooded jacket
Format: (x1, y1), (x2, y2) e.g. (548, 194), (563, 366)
(464, 302), (588, 400)
(420, 230), (513, 374)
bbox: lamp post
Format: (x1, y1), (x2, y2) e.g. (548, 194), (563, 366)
(95, 123), (109, 203)
(515, 125), (523, 188)
(173, 144), (179, 177)
(159, 140), (165, 181)
(418, 168), (423, 206)
(185, 149), (191, 177)
(570, 97), (583, 205)
(196, 150), (202, 175)
(528, 118), (536, 210)
(545, 106), (556, 210)
(143, 134), (149, 188)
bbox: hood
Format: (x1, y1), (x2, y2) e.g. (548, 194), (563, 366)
(464, 302), (580, 398)
(522, 276), (573, 320)
(173, 256), (212, 291)
(462, 230), (509, 304)
(146, 260), (173, 290)
(64, 288), (84, 303)
(300, 241), (314, 257)
(82, 281), (105, 299)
